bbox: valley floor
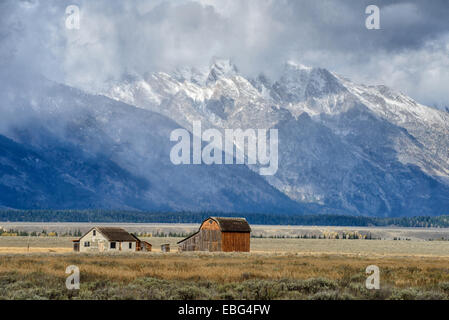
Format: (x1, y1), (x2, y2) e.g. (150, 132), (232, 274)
(1, 236), (449, 299)
(2, 236), (449, 257)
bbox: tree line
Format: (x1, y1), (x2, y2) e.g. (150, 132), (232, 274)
(0, 209), (449, 228)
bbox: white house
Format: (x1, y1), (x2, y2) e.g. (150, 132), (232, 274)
(73, 227), (140, 252)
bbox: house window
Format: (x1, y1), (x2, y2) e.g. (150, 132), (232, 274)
(93, 230), (96, 236)
(84, 241), (90, 247)
(129, 242), (132, 249)
(110, 242), (116, 249)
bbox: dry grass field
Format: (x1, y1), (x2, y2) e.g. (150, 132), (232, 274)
(250, 238), (449, 257)
(1, 236), (449, 299)
(2, 236), (449, 257)
(1, 252), (449, 300)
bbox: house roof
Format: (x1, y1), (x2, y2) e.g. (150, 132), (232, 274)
(96, 227), (137, 242)
(130, 233), (142, 242)
(208, 217), (251, 232)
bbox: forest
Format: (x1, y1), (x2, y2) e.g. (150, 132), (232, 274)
(1, 210), (449, 228)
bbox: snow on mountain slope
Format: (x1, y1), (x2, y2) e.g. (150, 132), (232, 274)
(104, 59), (449, 216)
(338, 78), (449, 178)
(0, 72), (304, 213)
(106, 59), (289, 131)
(266, 111), (449, 216)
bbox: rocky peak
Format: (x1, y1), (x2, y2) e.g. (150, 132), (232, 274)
(206, 58), (239, 85)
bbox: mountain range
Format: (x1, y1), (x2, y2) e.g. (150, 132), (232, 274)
(1, 59), (448, 217)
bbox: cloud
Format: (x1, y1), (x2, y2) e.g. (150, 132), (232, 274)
(1, 0), (449, 107)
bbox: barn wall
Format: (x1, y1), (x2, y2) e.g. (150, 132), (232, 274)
(221, 232), (250, 252)
(179, 229), (222, 252)
(179, 218), (251, 252)
(200, 219), (220, 231)
(178, 233), (200, 252)
(200, 229), (221, 251)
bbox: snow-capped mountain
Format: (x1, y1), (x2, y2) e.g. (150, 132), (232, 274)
(0, 70), (303, 213)
(103, 59), (449, 217)
(0, 59), (447, 216)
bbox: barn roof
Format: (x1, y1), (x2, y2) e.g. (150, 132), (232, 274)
(96, 227), (137, 241)
(209, 217), (251, 232)
(177, 231), (199, 244)
(177, 217), (251, 244)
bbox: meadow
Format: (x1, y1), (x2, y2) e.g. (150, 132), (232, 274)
(1, 252), (449, 299)
(1, 235), (449, 299)
(2, 236), (449, 256)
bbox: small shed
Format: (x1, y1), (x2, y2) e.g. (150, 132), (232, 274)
(161, 243), (170, 252)
(131, 234), (152, 252)
(73, 239), (80, 252)
(178, 217), (251, 252)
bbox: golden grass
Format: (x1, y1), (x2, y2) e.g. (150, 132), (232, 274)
(0, 247), (72, 253)
(3, 237), (449, 257)
(1, 237), (449, 290)
(0, 253), (448, 289)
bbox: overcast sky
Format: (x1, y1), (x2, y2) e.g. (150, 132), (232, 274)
(1, 0), (449, 108)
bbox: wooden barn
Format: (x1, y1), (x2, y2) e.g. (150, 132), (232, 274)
(177, 217), (251, 252)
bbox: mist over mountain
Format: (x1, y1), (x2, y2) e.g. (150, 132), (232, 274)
(0, 70), (302, 213)
(105, 59), (449, 217)
(1, 59), (448, 217)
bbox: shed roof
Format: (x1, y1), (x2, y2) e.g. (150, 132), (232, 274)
(206, 217), (251, 233)
(96, 227), (137, 242)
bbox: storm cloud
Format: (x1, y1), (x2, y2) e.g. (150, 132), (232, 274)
(1, 0), (449, 108)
